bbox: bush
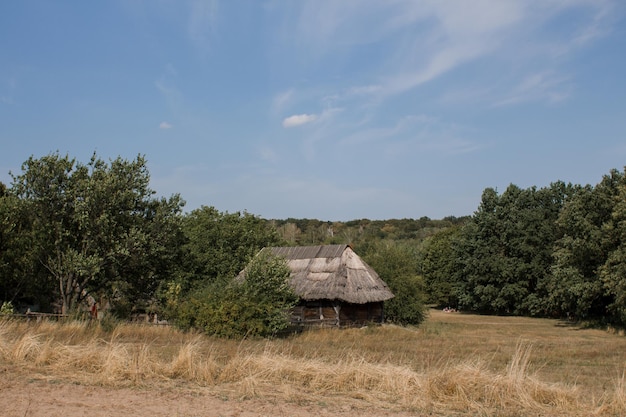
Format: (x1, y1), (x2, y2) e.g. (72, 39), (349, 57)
(170, 251), (298, 338)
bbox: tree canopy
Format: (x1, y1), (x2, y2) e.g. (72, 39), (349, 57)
(180, 205), (282, 287)
(361, 241), (426, 325)
(2, 152), (185, 314)
(420, 170), (626, 326)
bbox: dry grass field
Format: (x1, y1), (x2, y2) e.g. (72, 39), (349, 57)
(1, 309), (625, 416)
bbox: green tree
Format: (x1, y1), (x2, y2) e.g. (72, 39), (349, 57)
(455, 187), (507, 313)
(276, 222), (302, 245)
(599, 195), (626, 325)
(546, 171), (622, 319)
(0, 184), (49, 307)
(597, 169), (626, 324)
(181, 206), (282, 287)
(361, 241), (426, 325)
(456, 183), (569, 315)
(420, 226), (462, 307)
(8, 152), (184, 314)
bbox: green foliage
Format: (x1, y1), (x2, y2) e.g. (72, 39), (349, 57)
(420, 226), (462, 307)
(0, 187), (50, 307)
(417, 169), (626, 326)
(599, 190), (626, 325)
(239, 250), (297, 306)
(453, 183), (570, 315)
(0, 301), (15, 315)
(4, 152), (185, 314)
(545, 171), (625, 320)
(271, 216), (468, 247)
(171, 251), (297, 338)
(361, 241), (427, 325)
(181, 206), (282, 286)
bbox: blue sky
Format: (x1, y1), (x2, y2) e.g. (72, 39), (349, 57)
(1, 1), (625, 221)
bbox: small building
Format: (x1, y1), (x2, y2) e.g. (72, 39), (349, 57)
(258, 244), (394, 326)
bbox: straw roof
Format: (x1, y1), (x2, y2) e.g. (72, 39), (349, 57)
(261, 244), (394, 304)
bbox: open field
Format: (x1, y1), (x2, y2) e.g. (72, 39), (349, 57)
(1, 309), (625, 416)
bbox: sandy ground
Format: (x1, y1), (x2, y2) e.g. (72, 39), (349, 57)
(0, 371), (422, 417)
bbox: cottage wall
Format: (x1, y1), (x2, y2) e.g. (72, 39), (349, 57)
(290, 300), (384, 327)
(339, 302), (384, 324)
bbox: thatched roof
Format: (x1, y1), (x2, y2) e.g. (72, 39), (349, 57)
(260, 244), (394, 304)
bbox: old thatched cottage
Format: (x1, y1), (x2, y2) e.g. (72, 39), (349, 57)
(251, 244), (394, 326)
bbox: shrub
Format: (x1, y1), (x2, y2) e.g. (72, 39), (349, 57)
(171, 251), (298, 338)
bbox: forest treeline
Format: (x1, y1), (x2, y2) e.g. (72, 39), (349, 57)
(421, 174), (626, 326)
(1, 152), (625, 330)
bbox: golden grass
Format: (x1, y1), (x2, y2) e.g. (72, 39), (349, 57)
(1, 310), (625, 416)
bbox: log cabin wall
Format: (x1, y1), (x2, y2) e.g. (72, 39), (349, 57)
(339, 302), (384, 324)
(290, 300), (384, 327)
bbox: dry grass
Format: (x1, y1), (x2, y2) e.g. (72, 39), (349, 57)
(1, 310), (625, 416)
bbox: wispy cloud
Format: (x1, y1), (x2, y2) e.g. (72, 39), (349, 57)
(337, 113), (479, 158)
(267, 0), (619, 170)
(188, 0), (219, 51)
(156, 79), (182, 103)
(282, 114), (318, 128)
(383, 43), (493, 96)
(282, 2), (522, 89)
(571, 1), (617, 47)
(155, 65), (184, 113)
(440, 70), (572, 108)
(494, 72), (571, 107)
(159, 121), (173, 129)
(272, 89), (294, 115)
(277, 0), (616, 104)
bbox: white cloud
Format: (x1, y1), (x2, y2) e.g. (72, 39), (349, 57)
(159, 121), (173, 129)
(282, 114), (318, 128)
(383, 43), (491, 96)
(336, 113), (480, 159)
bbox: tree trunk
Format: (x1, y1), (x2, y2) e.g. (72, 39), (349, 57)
(60, 272), (76, 315)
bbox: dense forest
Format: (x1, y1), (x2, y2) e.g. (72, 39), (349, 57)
(1, 152), (625, 332)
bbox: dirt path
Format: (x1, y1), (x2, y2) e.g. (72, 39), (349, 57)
(0, 373), (421, 417)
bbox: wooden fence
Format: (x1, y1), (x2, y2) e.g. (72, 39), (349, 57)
(0, 312), (72, 321)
